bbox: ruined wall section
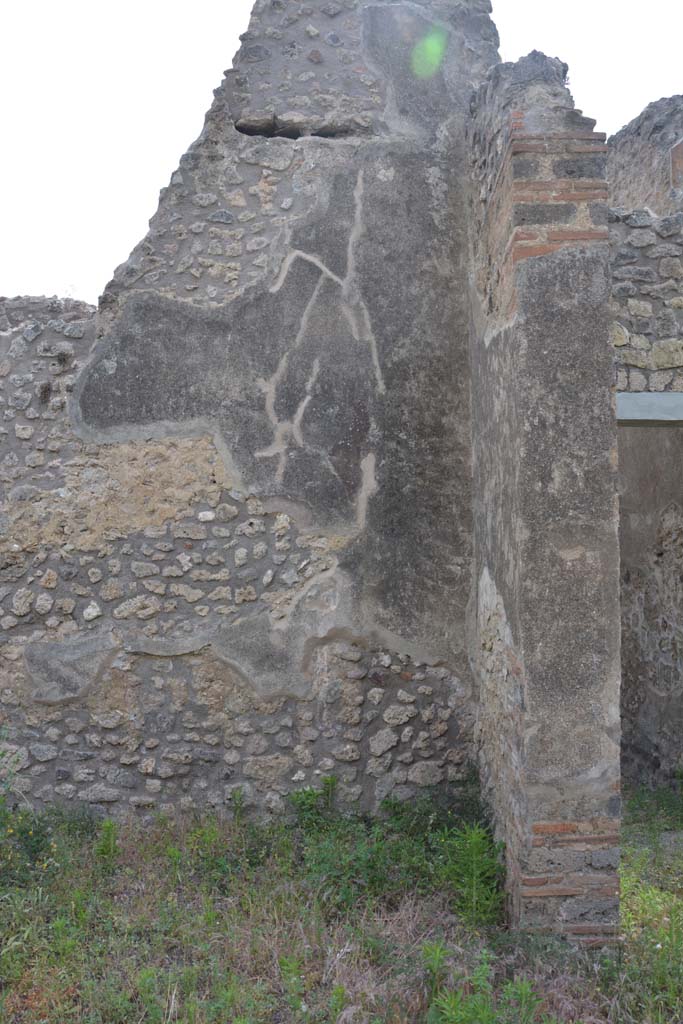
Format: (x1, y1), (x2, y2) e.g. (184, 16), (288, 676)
(610, 209), (683, 392)
(1, 1), (500, 816)
(100, 0), (498, 323)
(80, 0), (500, 658)
(0, 296), (473, 813)
(469, 53), (621, 942)
(609, 96), (683, 217)
(610, 207), (683, 784)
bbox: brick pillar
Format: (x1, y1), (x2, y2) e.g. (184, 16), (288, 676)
(469, 55), (621, 944)
(510, 128), (610, 261)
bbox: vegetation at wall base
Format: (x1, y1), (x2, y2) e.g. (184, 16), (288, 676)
(0, 780), (682, 1022)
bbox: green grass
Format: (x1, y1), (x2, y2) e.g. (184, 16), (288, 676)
(0, 782), (682, 1022)
(596, 784), (683, 1023)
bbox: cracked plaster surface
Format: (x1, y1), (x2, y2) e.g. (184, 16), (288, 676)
(0, 0), (501, 815)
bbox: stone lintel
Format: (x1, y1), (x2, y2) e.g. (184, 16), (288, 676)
(617, 391), (683, 423)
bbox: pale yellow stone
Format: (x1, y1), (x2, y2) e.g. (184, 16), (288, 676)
(609, 322), (629, 347)
(627, 298), (653, 316)
(652, 338), (683, 369)
(621, 348), (652, 369)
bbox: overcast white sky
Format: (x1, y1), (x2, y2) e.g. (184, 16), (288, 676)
(2, 0), (682, 303)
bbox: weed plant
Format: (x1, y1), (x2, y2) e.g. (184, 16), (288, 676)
(594, 783), (683, 1023)
(424, 947), (561, 1023)
(0, 781), (682, 1022)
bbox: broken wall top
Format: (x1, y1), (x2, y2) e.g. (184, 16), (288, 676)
(98, 0), (499, 322)
(609, 95), (683, 216)
(227, 0), (498, 137)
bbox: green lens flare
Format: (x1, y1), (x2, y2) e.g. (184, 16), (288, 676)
(410, 28), (448, 80)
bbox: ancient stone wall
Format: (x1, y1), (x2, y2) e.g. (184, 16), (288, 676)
(1, 1), (635, 941)
(0, 1), (499, 817)
(609, 97), (683, 217)
(469, 53), (621, 942)
(610, 206), (683, 784)
(611, 208), (683, 393)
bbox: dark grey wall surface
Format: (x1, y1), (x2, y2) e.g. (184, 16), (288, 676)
(620, 424), (683, 783)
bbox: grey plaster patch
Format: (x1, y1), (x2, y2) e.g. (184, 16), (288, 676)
(74, 205), (382, 527)
(25, 632), (120, 705)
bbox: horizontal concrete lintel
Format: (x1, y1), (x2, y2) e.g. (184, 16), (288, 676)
(617, 392), (683, 424)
